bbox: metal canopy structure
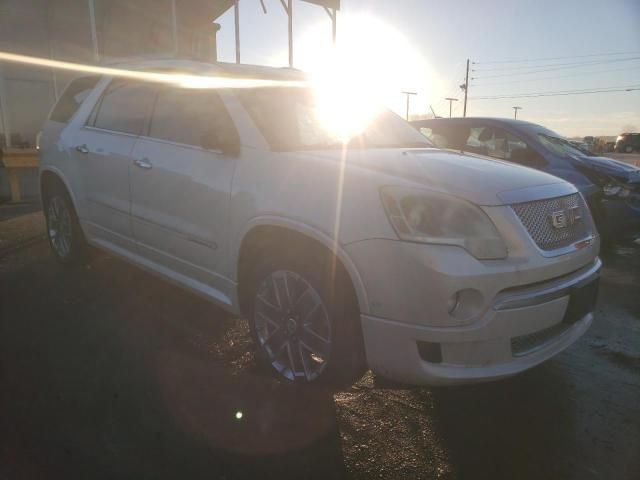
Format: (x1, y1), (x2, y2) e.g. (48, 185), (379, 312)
(233, 0), (340, 67)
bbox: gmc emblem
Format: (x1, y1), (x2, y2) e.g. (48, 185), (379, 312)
(550, 206), (582, 229)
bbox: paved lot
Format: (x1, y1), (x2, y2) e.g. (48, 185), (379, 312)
(1, 205), (639, 480)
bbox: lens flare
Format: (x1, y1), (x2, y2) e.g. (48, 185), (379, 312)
(297, 14), (435, 138)
(0, 51), (305, 89)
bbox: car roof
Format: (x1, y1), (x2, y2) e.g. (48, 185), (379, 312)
(102, 57), (307, 81)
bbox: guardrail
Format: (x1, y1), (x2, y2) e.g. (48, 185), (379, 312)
(1, 148), (39, 203)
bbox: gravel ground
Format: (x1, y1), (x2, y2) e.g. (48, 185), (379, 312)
(1, 206), (639, 480)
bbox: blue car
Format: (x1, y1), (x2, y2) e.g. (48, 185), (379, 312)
(411, 117), (640, 243)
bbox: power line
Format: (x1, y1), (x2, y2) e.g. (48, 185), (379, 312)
(472, 56), (640, 72)
(473, 50), (640, 65)
(470, 84), (640, 100)
(472, 57), (640, 79)
(472, 64), (640, 87)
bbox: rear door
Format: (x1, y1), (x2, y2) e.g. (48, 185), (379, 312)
(129, 86), (239, 297)
(71, 79), (156, 250)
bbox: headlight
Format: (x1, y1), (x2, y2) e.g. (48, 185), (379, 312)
(603, 182), (630, 198)
(380, 187), (507, 259)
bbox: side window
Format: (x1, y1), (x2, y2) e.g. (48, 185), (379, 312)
(92, 80), (156, 135)
(467, 126), (546, 168)
(148, 87), (236, 150)
(49, 76), (100, 123)
(418, 126), (457, 149)
(419, 127), (448, 148)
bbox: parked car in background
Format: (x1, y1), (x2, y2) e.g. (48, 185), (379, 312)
(569, 140), (591, 154)
(583, 136), (595, 151)
(411, 118), (640, 242)
(39, 60), (600, 387)
(615, 132), (640, 153)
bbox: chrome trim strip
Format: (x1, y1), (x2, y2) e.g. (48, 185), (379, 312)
(493, 257), (601, 311)
(535, 234), (597, 258)
(81, 125), (139, 138)
(136, 134), (224, 155)
(131, 213), (217, 250)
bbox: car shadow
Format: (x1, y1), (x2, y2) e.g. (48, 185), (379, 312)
(0, 247), (347, 479)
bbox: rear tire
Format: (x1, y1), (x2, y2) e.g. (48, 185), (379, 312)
(43, 185), (88, 265)
(625, 145), (633, 153)
(246, 248), (366, 387)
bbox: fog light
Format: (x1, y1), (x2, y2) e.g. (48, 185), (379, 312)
(447, 292), (460, 314)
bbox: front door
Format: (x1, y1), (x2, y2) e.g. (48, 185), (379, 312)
(129, 86), (239, 301)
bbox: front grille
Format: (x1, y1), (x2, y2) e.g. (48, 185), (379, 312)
(511, 322), (571, 357)
(511, 193), (591, 251)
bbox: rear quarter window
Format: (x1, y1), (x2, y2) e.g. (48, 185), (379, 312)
(49, 76), (100, 123)
(91, 80), (157, 135)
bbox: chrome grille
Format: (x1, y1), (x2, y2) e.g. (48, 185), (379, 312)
(511, 193), (591, 251)
(511, 322), (571, 357)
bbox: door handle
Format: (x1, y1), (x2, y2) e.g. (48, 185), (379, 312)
(75, 144), (89, 154)
(134, 158), (153, 170)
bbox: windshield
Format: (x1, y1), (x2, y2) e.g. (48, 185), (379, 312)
(536, 132), (589, 158)
(235, 87), (432, 151)
(519, 123), (592, 158)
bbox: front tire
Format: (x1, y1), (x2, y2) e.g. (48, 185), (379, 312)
(625, 145), (634, 153)
(247, 250), (366, 387)
(43, 186), (87, 265)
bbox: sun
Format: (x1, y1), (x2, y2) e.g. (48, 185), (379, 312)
(296, 13), (434, 140)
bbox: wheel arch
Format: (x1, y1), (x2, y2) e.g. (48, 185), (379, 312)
(234, 217), (369, 316)
(39, 167), (79, 213)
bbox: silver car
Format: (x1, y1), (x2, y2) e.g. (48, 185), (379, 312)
(38, 59), (600, 386)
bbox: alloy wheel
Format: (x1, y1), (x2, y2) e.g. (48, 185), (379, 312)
(47, 196), (73, 258)
(254, 270), (332, 382)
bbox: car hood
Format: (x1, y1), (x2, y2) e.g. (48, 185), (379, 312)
(303, 148), (569, 206)
(572, 154), (640, 184)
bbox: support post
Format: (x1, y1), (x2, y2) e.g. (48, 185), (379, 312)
(7, 168), (20, 203)
(279, 0), (293, 67)
(331, 8), (336, 45)
(324, 7), (337, 45)
(171, 0), (178, 55)
(0, 65), (11, 148)
(287, 0), (293, 67)
(234, 0), (240, 63)
(88, 0), (99, 62)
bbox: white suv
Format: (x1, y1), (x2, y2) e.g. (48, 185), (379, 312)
(39, 60), (601, 386)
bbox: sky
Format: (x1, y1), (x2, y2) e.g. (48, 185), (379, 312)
(214, 0), (640, 137)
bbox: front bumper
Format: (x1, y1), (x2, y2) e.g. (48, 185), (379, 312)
(359, 258), (600, 386)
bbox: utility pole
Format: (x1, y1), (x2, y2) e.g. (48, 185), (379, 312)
(513, 106), (522, 119)
(401, 91), (417, 121)
(445, 97), (458, 118)
(461, 58), (470, 117)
